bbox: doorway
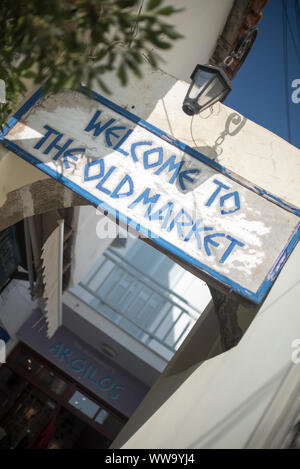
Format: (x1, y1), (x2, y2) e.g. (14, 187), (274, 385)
(46, 407), (110, 449)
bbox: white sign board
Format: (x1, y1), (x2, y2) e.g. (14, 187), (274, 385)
(1, 88), (299, 303)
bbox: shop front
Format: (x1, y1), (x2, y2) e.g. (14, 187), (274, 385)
(0, 310), (149, 449)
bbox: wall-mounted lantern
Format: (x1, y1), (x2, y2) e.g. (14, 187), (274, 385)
(182, 64), (232, 116)
(182, 28), (258, 116)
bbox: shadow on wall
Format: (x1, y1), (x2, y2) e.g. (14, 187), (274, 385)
(175, 112), (248, 194)
(111, 345), (289, 449)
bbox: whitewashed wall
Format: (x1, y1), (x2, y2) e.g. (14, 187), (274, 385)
(112, 240), (300, 449)
(144, 0), (234, 81)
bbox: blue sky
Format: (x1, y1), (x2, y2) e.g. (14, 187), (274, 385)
(226, 0), (300, 150)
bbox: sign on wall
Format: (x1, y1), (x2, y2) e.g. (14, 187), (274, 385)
(1, 88), (299, 303)
(18, 310), (148, 417)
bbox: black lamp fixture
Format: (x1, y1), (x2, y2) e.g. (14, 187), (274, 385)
(182, 28), (258, 116)
(182, 64), (231, 116)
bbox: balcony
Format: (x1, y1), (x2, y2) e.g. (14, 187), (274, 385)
(70, 241), (210, 362)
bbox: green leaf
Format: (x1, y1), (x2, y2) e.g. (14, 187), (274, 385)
(163, 29), (184, 40)
(0, 0), (182, 127)
(157, 7), (180, 16)
(151, 37), (172, 49)
(146, 51), (159, 68)
(124, 57), (142, 78)
(96, 77), (111, 95)
(21, 70), (36, 79)
(17, 55), (34, 71)
(117, 63), (127, 86)
(147, 0), (163, 11)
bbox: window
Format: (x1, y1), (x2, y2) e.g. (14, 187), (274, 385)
(14, 350), (42, 375)
(68, 391), (100, 418)
(68, 390), (124, 438)
(94, 409), (123, 438)
(36, 369), (68, 396)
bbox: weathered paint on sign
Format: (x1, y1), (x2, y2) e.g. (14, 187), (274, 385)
(1, 88), (299, 303)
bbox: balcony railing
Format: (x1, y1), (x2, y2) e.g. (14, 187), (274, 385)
(72, 248), (203, 361)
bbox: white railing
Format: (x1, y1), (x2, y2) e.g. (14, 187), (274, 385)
(73, 248), (203, 360)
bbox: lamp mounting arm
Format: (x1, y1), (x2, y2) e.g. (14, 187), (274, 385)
(223, 27), (258, 80)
